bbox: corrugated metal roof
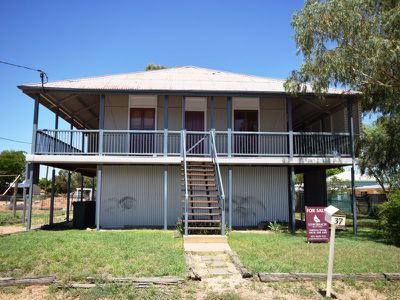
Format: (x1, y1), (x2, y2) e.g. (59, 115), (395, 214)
(19, 66), (351, 95)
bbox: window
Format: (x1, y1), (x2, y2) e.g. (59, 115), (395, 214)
(234, 110), (258, 131)
(130, 108), (155, 130)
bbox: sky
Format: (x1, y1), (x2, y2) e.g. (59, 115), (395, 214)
(0, 0), (305, 155)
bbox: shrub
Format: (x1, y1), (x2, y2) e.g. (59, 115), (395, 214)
(267, 221), (283, 232)
(377, 190), (400, 246)
(175, 218), (184, 236)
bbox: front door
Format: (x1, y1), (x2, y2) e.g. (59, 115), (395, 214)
(185, 111), (205, 154)
(130, 108), (155, 153)
(234, 110), (258, 154)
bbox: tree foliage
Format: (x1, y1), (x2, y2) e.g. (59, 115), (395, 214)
(38, 169), (94, 194)
(358, 116), (400, 193)
(0, 150), (26, 192)
(145, 64), (167, 71)
(285, 0), (400, 115)
(378, 189), (400, 246)
(326, 167), (344, 177)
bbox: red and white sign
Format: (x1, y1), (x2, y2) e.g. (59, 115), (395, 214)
(305, 206), (329, 242)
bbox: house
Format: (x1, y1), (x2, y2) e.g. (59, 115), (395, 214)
(19, 66), (360, 234)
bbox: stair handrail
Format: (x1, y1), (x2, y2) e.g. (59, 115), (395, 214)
(210, 129), (226, 235)
(182, 130), (189, 236)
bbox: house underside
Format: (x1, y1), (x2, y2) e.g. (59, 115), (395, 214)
(19, 66), (359, 233)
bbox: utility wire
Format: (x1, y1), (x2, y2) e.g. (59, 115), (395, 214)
(0, 136), (31, 145)
(0, 60), (48, 89)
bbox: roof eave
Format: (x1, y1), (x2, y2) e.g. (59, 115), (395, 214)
(18, 85), (358, 98)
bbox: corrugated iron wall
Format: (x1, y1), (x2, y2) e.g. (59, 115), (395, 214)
(221, 166), (289, 227)
(100, 165), (288, 229)
(100, 165), (164, 228)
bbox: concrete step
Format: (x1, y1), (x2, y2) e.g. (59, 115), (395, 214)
(184, 235), (228, 244)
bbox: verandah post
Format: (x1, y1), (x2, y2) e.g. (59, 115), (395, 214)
(98, 94), (105, 155)
(163, 95), (169, 230)
(96, 94), (105, 230)
(66, 122), (73, 222)
(287, 97), (296, 233)
(347, 98), (357, 236)
(49, 109), (59, 226)
(227, 96), (232, 157)
(95, 165), (102, 230)
(26, 95), (40, 231)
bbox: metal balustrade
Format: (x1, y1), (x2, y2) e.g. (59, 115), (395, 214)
(34, 129), (352, 157)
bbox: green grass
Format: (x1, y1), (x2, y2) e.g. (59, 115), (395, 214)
(0, 212), (21, 226)
(0, 230), (185, 281)
(229, 215), (400, 274)
(0, 210), (67, 227)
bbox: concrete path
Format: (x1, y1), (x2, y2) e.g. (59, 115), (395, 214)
(184, 235), (247, 292)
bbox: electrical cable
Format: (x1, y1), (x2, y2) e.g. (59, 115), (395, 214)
(0, 136), (31, 144)
(0, 60), (48, 90)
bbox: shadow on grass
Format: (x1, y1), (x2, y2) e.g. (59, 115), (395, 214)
(293, 213), (393, 246)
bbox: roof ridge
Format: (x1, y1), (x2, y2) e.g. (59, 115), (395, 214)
(23, 65), (190, 86)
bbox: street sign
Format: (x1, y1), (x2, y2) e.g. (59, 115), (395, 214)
(305, 206), (329, 242)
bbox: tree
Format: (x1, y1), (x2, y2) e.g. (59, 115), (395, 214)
(326, 167), (344, 177)
(0, 150), (26, 192)
(145, 64), (166, 71)
(358, 116), (400, 193)
(38, 170), (95, 195)
(285, 0), (400, 115)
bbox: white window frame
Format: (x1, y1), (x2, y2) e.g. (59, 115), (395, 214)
(128, 95), (158, 130)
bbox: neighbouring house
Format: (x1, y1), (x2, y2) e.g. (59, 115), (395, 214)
(19, 66), (361, 234)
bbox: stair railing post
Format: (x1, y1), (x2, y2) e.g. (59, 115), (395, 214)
(211, 129), (226, 236)
(182, 129), (189, 236)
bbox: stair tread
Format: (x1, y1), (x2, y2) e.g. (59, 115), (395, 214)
(182, 195), (219, 198)
(181, 173), (215, 176)
(188, 212), (221, 216)
(181, 200), (219, 204)
(188, 227), (221, 230)
(181, 178), (215, 181)
(181, 183), (216, 186)
(187, 219), (221, 223)
(187, 206), (221, 210)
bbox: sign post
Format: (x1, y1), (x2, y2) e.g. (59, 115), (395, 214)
(324, 205), (346, 298)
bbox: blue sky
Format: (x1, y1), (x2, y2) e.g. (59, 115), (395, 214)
(0, 0), (305, 154)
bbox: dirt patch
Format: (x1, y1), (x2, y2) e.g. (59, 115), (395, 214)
(0, 226), (26, 235)
(0, 286), (48, 300)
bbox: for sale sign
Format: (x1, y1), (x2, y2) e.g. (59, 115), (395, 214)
(305, 206), (329, 242)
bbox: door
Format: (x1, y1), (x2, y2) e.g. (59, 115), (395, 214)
(234, 110), (258, 154)
(130, 108), (155, 153)
(185, 111), (205, 154)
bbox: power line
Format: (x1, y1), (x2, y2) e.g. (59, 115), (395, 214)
(0, 136), (31, 145)
(0, 60), (48, 88)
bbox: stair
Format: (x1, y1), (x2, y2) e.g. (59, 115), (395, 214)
(181, 161), (223, 234)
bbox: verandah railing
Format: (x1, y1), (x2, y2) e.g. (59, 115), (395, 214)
(35, 129), (352, 157)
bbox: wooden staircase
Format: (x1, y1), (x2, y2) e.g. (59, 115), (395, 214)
(181, 160), (223, 233)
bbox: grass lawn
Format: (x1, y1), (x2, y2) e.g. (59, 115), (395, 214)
(0, 230), (185, 281)
(0, 210), (68, 227)
(229, 215), (400, 274)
